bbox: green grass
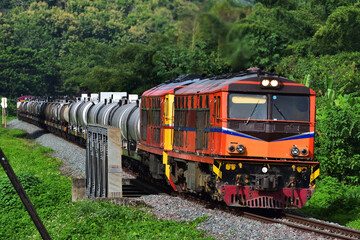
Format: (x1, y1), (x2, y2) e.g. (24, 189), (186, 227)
(298, 177), (360, 230)
(0, 127), (212, 239)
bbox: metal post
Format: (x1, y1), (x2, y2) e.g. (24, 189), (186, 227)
(0, 148), (51, 240)
(1, 108), (5, 128)
(1, 97), (7, 128)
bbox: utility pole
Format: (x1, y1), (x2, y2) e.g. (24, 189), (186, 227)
(0, 148), (52, 240)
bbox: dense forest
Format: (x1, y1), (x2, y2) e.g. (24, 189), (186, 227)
(1, 0), (360, 214)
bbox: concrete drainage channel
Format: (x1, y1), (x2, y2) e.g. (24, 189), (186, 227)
(72, 175), (168, 206)
(122, 178), (166, 198)
(122, 179), (148, 198)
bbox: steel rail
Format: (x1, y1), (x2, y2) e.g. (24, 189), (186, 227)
(241, 211), (359, 240)
(283, 213), (360, 240)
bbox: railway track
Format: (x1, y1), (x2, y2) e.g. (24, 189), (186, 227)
(122, 178), (170, 198)
(281, 213), (360, 240)
(170, 192), (360, 239)
(241, 211), (360, 240)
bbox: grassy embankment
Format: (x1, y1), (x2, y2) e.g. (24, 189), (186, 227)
(0, 126), (211, 239)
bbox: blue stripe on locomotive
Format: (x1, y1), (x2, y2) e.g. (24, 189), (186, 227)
(173, 126), (314, 142)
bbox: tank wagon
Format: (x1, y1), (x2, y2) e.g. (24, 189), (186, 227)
(18, 70), (319, 209)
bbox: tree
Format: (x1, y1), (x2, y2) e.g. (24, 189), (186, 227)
(0, 46), (60, 98)
(276, 52), (360, 95)
(313, 4), (360, 54)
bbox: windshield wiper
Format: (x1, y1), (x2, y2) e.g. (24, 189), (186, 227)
(273, 103), (287, 120)
(246, 100), (260, 124)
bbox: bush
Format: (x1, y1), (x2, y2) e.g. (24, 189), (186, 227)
(315, 94), (360, 184)
(301, 177), (360, 227)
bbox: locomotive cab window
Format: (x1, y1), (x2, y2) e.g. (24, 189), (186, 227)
(271, 95), (309, 122)
(228, 94), (267, 120)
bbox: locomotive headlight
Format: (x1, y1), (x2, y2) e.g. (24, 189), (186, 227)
(291, 147), (300, 156)
(228, 145), (235, 152)
(301, 148), (308, 156)
(261, 167), (268, 173)
(270, 80), (279, 87)
(236, 145), (245, 153)
(261, 79), (270, 87)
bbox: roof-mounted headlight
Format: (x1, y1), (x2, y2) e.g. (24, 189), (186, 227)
(261, 79), (270, 87)
(270, 80), (279, 87)
(260, 78), (280, 89)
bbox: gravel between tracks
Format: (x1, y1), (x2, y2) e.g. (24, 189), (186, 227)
(140, 195), (325, 240)
(9, 119), (324, 240)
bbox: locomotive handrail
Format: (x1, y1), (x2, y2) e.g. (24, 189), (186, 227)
(226, 118), (315, 124)
(214, 157), (319, 164)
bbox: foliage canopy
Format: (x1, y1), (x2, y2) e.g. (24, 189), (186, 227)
(1, 0), (360, 188)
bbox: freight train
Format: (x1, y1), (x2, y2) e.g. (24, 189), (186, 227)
(18, 70), (319, 209)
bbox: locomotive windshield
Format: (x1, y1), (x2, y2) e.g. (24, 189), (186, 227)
(228, 94), (267, 120)
(271, 95), (309, 121)
(228, 93), (310, 122)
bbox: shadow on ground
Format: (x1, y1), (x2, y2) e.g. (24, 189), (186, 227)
(25, 130), (48, 139)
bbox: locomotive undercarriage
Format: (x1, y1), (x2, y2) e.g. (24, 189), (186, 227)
(215, 161), (317, 208)
(135, 149), (317, 209)
(136, 151), (220, 200)
(170, 159), (216, 195)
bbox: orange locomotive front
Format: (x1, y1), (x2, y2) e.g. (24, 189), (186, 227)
(138, 71), (319, 209)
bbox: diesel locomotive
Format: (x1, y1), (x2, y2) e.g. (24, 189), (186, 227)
(18, 70), (319, 209)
